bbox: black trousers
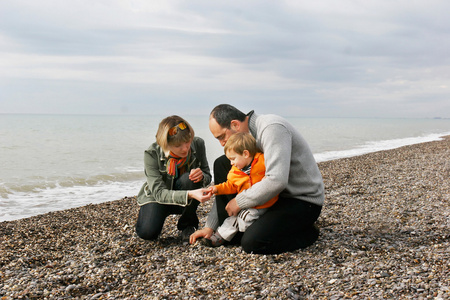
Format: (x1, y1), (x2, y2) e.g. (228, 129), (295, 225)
(135, 173), (202, 240)
(214, 154), (322, 254)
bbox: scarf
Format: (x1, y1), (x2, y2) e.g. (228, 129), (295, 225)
(166, 151), (190, 178)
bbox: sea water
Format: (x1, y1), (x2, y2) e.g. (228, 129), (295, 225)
(1, 114), (449, 222)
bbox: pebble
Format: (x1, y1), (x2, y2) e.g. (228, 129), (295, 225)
(1, 136), (449, 299)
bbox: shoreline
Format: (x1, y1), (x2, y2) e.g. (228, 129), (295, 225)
(2, 129), (450, 223)
(2, 131), (449, 223)
(1, 136), (449, 298)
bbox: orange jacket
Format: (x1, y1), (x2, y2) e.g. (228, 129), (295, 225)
(215, 152), (278, 209)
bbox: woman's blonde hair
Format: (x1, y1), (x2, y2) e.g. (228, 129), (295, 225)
(156, 115), (194, 152)
(224, 132), (259, 156)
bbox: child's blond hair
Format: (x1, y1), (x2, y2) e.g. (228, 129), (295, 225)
(224, 132), (260, 156)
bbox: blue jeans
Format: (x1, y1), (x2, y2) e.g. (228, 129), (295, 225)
(135, 173), (202, 240)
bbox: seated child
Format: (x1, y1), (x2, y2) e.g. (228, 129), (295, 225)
(201, 132), (278, 247)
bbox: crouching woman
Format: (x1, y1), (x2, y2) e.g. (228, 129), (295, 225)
(135, 115), (212, 244)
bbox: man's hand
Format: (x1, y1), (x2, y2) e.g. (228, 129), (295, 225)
(225, 198), (240, 216)
(189, 227), (214, 244)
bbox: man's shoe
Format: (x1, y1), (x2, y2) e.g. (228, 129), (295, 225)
(180, 226), (196, 245)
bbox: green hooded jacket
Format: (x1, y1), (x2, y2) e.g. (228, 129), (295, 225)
(136, 136), (212, 206)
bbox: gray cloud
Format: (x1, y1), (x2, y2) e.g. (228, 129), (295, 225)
(0, 0), (449, 117)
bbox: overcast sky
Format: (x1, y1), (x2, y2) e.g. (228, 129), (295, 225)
(0, 1), (449, 118)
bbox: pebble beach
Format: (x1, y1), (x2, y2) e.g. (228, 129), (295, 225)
(1, 136), (449, 299)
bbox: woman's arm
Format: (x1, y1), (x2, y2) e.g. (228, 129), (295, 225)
(143, 149), (190, 206)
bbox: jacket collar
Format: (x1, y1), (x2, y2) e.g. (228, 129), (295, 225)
(247, 110), (258, 137)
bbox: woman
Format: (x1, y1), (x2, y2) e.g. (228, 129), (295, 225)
(135, 115), (212, 244)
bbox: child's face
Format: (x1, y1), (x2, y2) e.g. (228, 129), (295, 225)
(226, 149), (252, 170)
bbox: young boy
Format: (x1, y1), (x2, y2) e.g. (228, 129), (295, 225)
(201, 132), (278, 247)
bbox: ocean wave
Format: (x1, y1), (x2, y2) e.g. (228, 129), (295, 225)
(0, 179), (143, 222)
(0, 171), (144, 198)
(314, 132), (449, 163)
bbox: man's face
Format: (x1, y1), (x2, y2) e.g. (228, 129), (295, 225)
(209, 117), (236, 147)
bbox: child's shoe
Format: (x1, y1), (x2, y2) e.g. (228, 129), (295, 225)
(200, 232), (225, 247)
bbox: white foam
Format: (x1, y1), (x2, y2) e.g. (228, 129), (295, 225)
(314, 132), (448, 163)
(0, 180), (143, 222)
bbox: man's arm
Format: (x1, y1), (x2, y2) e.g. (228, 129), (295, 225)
(205, 198), (220, 230)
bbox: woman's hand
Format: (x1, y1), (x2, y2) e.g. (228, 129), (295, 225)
(187, 188), (212, 203)
(189, 168), (204, 183)
(189, 227), (214, 244)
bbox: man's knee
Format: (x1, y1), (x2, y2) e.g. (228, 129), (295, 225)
(240, 234), (253, 253)
(240, 233), (268, 254)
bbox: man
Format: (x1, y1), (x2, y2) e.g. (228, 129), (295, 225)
(190, 104), (324, 254)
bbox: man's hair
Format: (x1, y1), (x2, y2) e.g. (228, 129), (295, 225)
(224, 132), (259, 156)
(210, 104), (246, 129)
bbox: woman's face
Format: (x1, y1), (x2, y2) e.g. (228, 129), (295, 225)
(168, 141), (191, 158)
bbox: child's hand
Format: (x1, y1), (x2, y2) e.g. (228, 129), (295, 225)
(207, 186), (217, 195)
